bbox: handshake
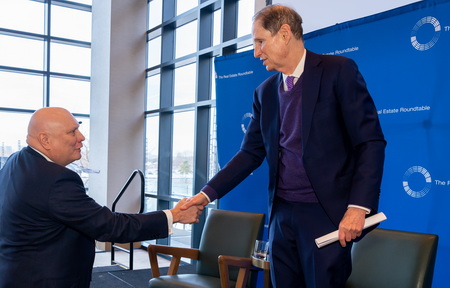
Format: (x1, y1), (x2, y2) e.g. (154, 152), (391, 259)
(170, 193), (210, 224)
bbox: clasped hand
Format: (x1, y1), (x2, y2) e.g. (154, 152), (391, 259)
(171, 193), (210, 225)
(171, 198), (204, 224)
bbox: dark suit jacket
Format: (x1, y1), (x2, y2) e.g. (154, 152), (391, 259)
(206, 50), (386, 227)
(0, 146), (168, 288)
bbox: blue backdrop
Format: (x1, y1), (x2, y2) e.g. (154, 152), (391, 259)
(214, 0), (450, 286)
(214, 51), (275, 231)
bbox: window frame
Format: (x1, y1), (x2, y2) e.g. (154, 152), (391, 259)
(144, 0), (254, 249)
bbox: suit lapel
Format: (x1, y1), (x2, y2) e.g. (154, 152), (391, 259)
(302, 51), (323, 150)
(266, 74), (282, 147)
(260, 73), (282, 168)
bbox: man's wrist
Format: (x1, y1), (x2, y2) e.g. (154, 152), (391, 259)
(200, 185), (218, 202)
(163, 209), (173, 235)
(347, 204), (371, 214)
(200, 191), (211, 203)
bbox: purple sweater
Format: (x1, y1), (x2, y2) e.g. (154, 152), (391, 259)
(276, 76), (318, 202)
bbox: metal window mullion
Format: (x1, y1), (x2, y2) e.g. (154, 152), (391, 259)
(43, 0), (52, 108)
(199, 5), (213, 51)
(192, 105), (210, 248)
(162, 0), (176, 23)
(155, 110), (173, 246)
(222, 0), (238, 43)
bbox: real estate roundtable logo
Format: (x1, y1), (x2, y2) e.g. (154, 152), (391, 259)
(241, 112), (253, 134)
(411, 16), (441, 51)
(402, 166), (432, 198)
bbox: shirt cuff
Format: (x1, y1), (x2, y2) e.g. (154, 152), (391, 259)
(200, 191), (211, 203)
(348, 204), (371, 214)
(201, 185), (219, 202)
(163, 209), (173, 235)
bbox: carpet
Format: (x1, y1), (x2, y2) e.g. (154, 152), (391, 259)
(90, 264), (196, 288)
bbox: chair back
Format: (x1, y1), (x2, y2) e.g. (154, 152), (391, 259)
(346, 228), (438, 288)
(196, 209), (264, 281)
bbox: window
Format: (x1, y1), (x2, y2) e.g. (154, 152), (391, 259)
(177, 0), (197, 16)
(0, 0), (45, 34)
(238, 0), (254, 37)
(50, 4), (92, 42)
(146, 74), (161, 110)
(145, 115), (160, 196)
(148, 0), (162, 29)
(0, 0), (92, 186)
(0, 71), (43, 110)
(171, 110), (195, 197)
(144, 0), (255, 249)
(0, 111), (29, 169)
(147, 36), (162, 68)
(175, 21), (198, 59)
(50, 43), (91, 76)
(173, 64), (196, 106)
(0, 35), (44, 70)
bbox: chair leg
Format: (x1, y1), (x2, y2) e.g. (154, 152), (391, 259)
(235, 267), (250, 288)
(263, 268), (270, 288)
(219, 258), (231, 288)
(167, 256), (181, 275)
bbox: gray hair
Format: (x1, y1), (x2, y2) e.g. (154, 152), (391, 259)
(253, 5), (303, 40)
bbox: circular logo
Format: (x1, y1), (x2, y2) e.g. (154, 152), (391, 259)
(410, 16), (441, 51)
(402, 166), (432, 198)
(240, 112), (253, 134)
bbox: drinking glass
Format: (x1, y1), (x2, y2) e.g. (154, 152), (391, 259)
(253, 240), (269, 260)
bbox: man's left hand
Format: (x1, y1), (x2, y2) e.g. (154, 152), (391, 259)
(338, 207), (366, 247)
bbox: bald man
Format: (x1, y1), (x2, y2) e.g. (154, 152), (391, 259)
(0, 107), (202, 288)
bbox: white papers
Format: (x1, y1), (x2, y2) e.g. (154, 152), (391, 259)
(315, 212), (387, 248)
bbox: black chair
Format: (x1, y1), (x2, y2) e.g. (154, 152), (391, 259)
(346, 228), (438, 288)
(148, 209), (265, 288)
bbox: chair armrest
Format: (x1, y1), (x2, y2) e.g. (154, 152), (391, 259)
(251, 256), (270, 270)
(218, 255), (253, 288)
(147, 244), (199, 277)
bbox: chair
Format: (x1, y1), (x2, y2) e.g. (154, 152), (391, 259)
(346, 228), (438, 288)
(148, 209), (265, 288)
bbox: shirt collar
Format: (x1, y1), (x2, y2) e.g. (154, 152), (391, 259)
(282, 48), (307, 82)
(29, 146), (53, 163)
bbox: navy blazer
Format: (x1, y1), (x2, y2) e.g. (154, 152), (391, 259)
(0, 147), (168, 288)
(207, 50), (386, 227)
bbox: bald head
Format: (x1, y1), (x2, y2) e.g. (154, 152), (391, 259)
(27, 107), (85, 166)
(27, 107), (72, 140)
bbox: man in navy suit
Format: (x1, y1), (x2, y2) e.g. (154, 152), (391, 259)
(183, 5), (386, 288)
(0, 107), (202, 288)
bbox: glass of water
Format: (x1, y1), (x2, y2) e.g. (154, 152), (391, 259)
(253, 240), (269, 260)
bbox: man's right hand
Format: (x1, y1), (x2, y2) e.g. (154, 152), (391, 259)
(171, 198), (204, 224)
(181, 193), (209, 210)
